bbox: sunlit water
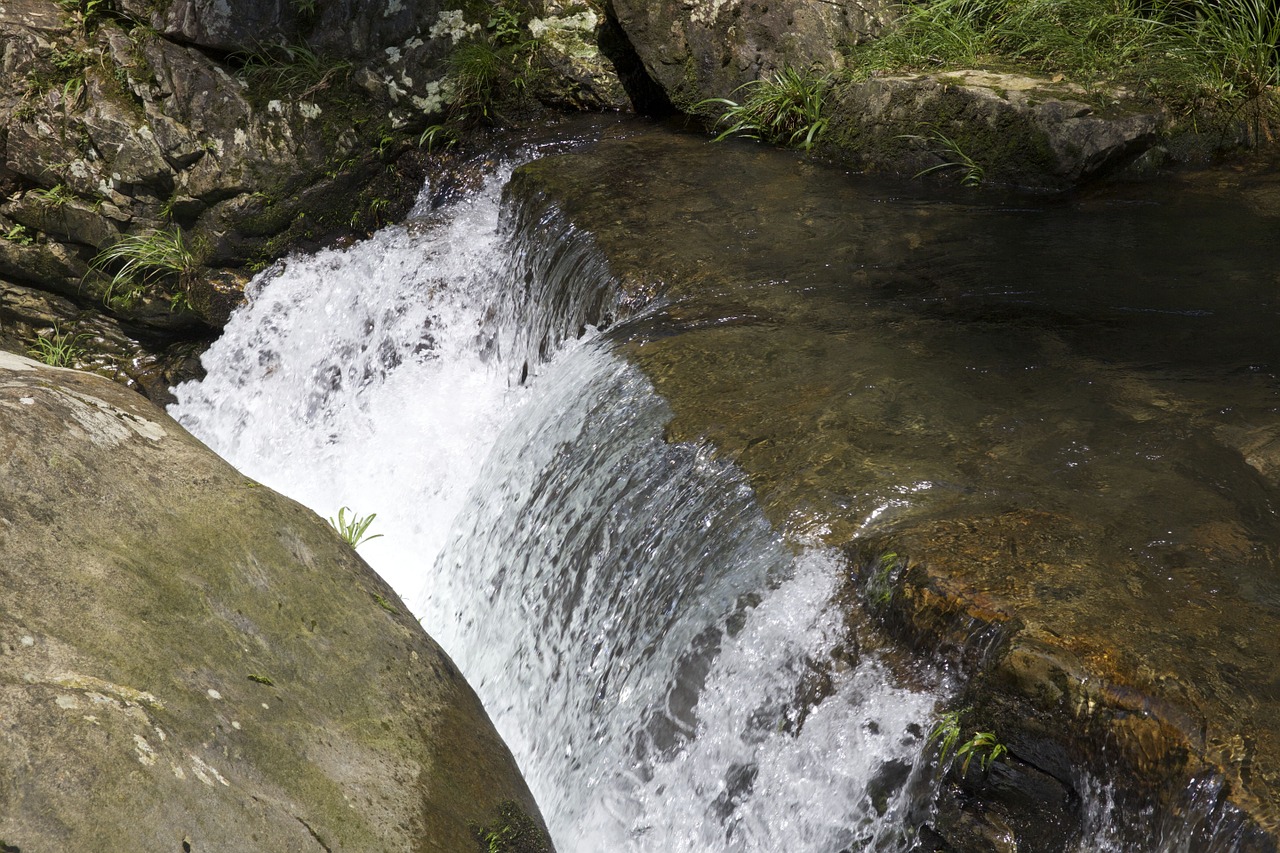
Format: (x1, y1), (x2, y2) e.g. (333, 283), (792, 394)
(170, 146), (946, 851)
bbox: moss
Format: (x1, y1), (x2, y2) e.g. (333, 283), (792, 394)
(470, 801), (553, 853)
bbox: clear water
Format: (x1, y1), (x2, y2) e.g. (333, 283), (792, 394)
(170, 142), (946, 851)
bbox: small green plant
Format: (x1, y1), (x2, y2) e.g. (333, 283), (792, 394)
(929, 708), (1008, 775)
(368, 196), (391, 225)
(487, 3), (524, 46)
(30, 183), (76, 210)
(158, 193), (178, 221)
(866, 551), (901, 608)
(3, 224), (35, 245)
(247, 673), (275, 686)
(57, 0), (113, 32)
(373, 593), (398, 614)
(26, 324), (88, 368)
(50, 45), (92, 70)
(418, 123), (459, 151)
(956, 730), (1008, 774)
(699, 67), (831, 150)
(901, 130), (986, 186)
(61, 76), (85, 108)
(86, 226), (199, 309)
(233, 42), (353, 98)
(168, 290), (193, 312)
(328, 506), (383, 548)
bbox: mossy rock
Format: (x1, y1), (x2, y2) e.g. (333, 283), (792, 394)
(0, 352), (550, 850)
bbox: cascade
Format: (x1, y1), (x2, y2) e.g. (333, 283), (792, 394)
(171, 145), (946, 850)
(171, 132), (1262, 851)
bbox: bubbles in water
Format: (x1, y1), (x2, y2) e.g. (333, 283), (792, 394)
(428, 339), (944, 852)
(170, 166), (522, 601)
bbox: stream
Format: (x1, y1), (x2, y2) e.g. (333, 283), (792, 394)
(170, 119), (1280, 851)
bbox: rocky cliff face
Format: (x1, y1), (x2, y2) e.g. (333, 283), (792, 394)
(609, 0), (888, 112)
(0, 349), (551, 851)
(0, 0), (636, 400)
(0, 0), (460, 395)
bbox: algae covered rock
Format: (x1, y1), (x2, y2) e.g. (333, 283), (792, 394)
(0, 351), (549, 851)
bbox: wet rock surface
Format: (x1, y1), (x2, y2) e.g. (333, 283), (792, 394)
(0, 351), (548, 850)
(508, 125), (1280, 848)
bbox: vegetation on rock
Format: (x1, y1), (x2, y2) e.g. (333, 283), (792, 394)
(850, 0), (1280, 137)
(26, 324), (88, 367)
(900, 129), (987, 186)
(699, 67), (832, 151)
(328, 506), (384, 549)
(86, 227), (202, 310)
(929, 709), (1009, 776)
(418, 2), (545, 150)
(471, 800), (553, 853)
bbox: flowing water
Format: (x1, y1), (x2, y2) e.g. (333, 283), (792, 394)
(171, 126), (948, 851)
(171, 120), (1280, 850)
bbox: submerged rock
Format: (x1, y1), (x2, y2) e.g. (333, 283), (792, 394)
(0, 352), (549, 850)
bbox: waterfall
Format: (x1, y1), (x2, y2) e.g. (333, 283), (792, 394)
(171, 138), (1261, 852)
(427, 337), (941, 850)
(170, 148), (947, 850)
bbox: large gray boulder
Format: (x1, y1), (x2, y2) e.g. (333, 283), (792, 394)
(608, 0), (889, 110)
(0, 351), (549, 851)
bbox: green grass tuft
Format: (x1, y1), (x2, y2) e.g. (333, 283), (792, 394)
(699, 67), (832, 150)
(30, 183), (77, 210)
(232, 42), (353, 98)
(900, 129), (986, 186)
(86, 226), (199, 309)
(27, 324), (88, 368)
(928, 708), (1009, 775)
(850, 0), (1280, 128)
(328, 506), (384, 549)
